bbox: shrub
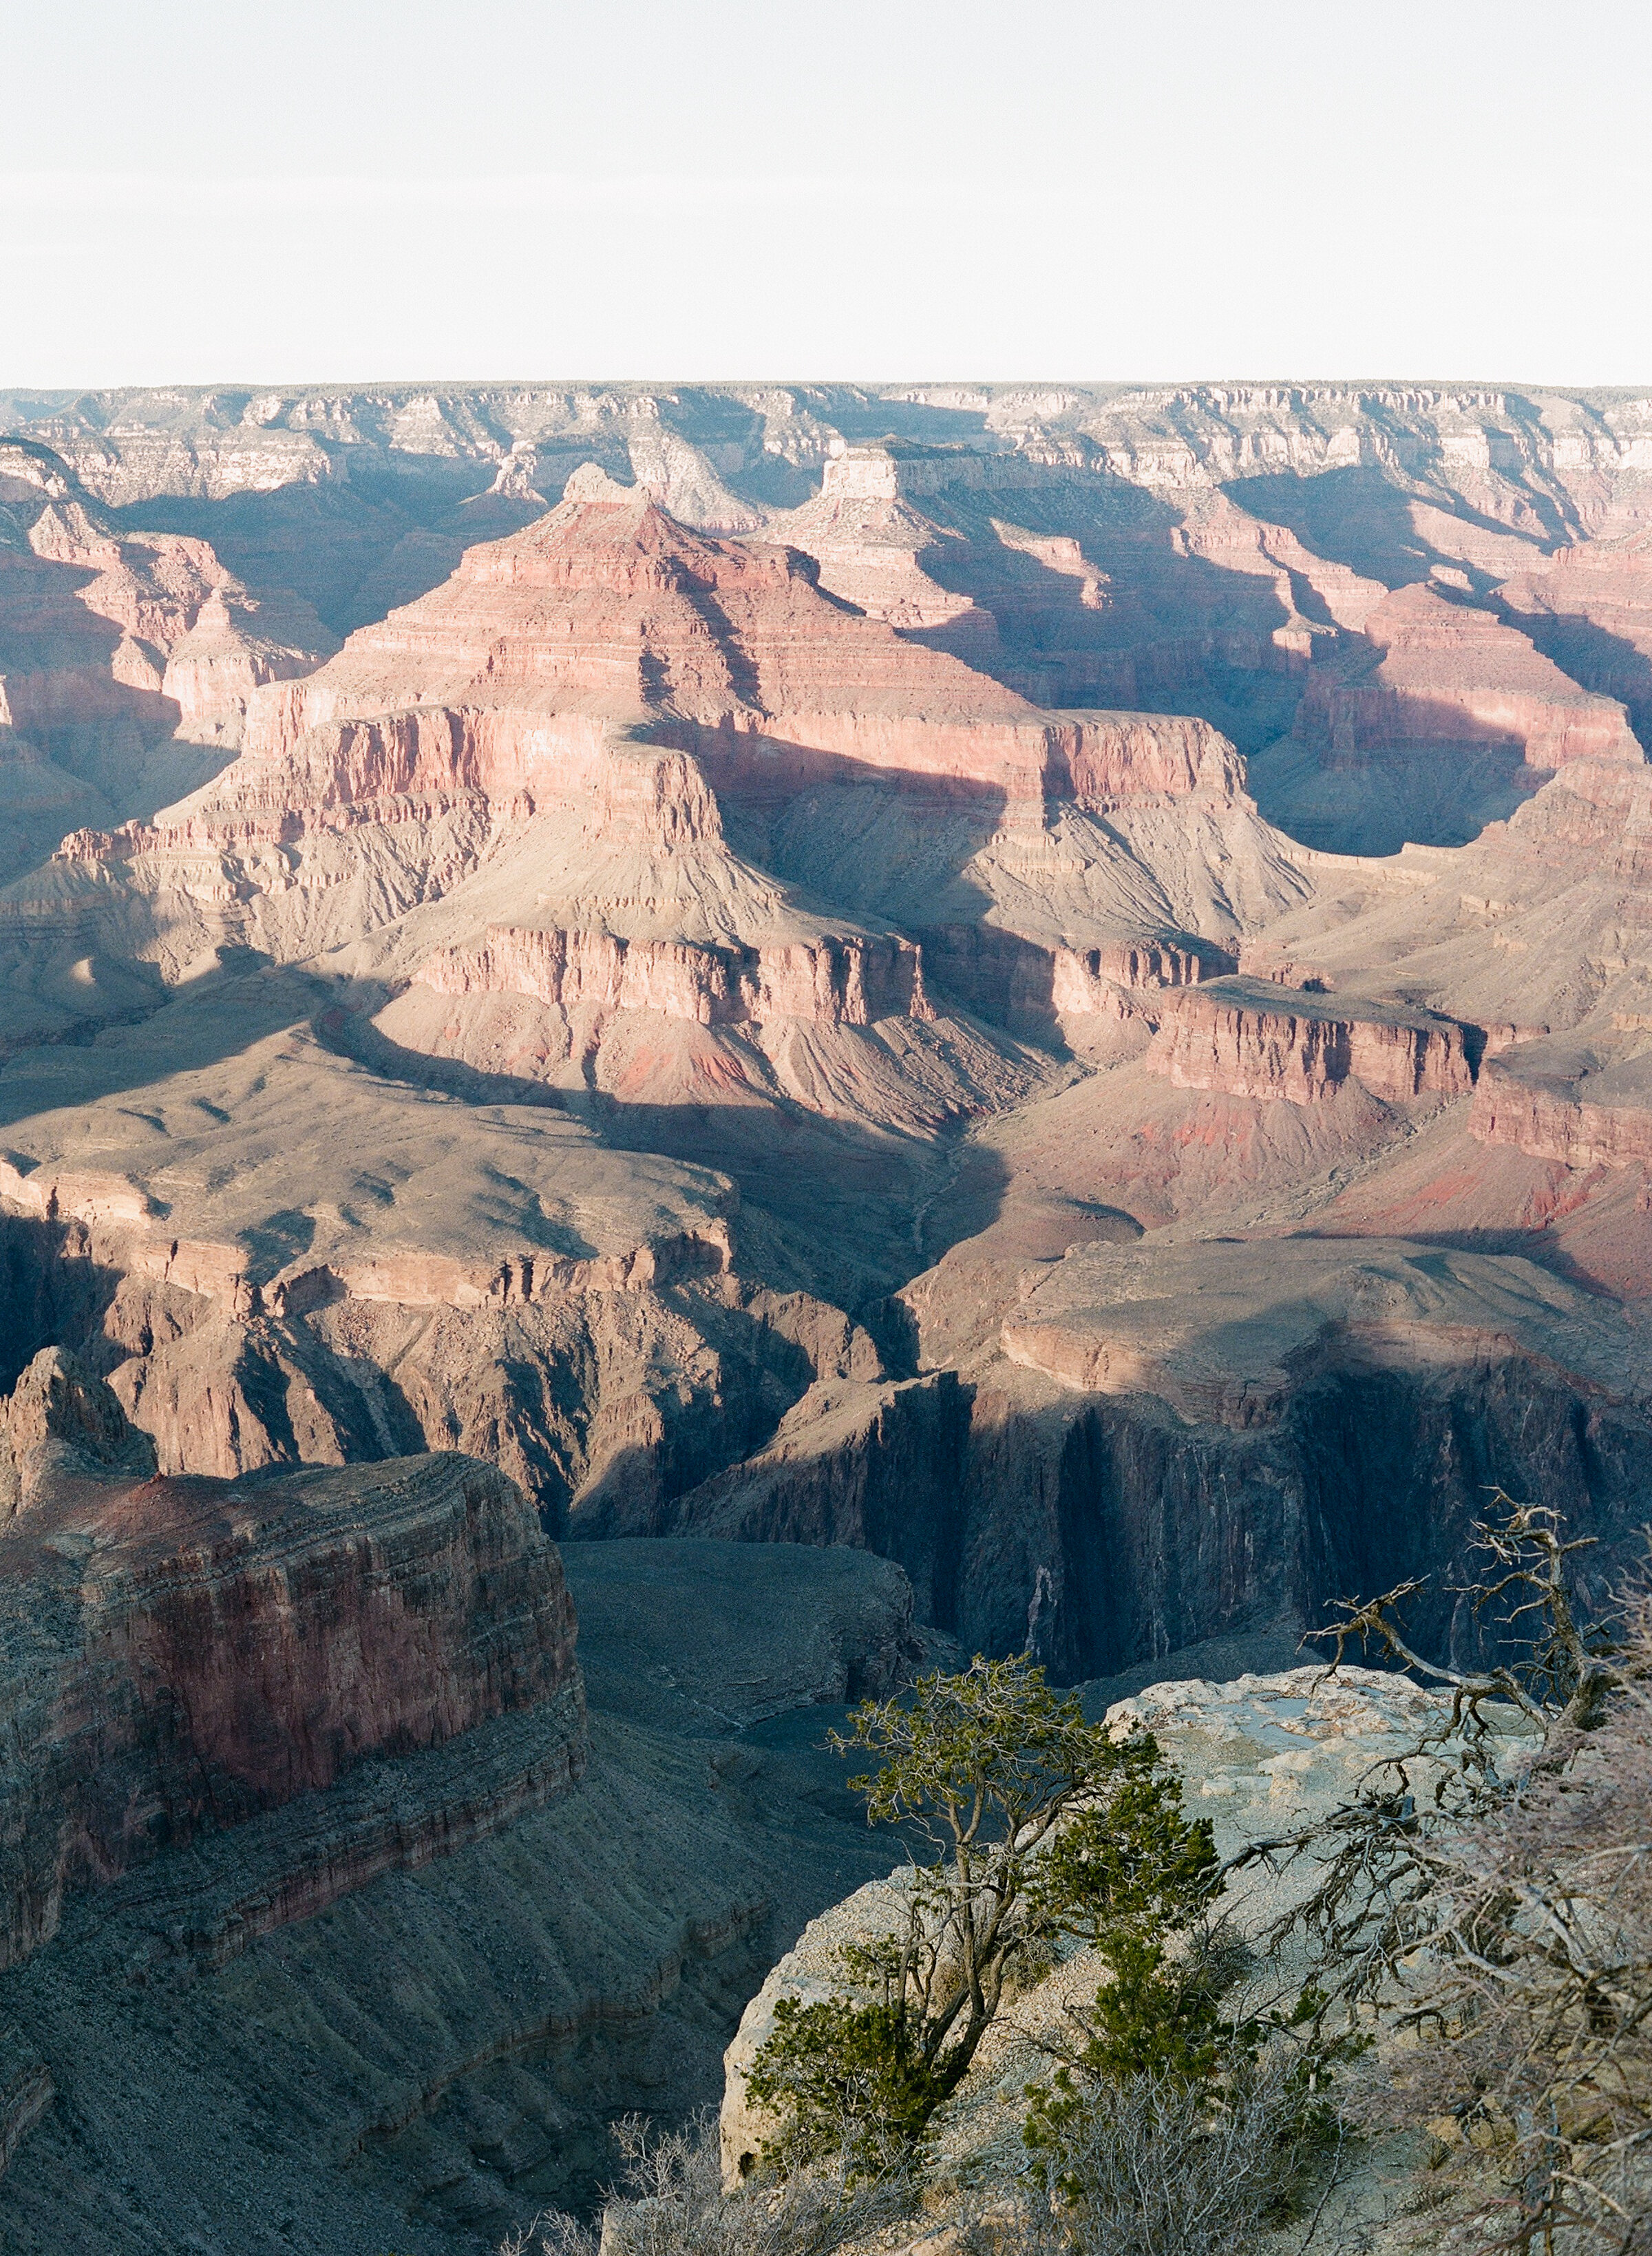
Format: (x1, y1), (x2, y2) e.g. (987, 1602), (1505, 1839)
(499, 2113), (914, 2256)
(744, 1652), (1218, 2162)
(999, 2052), (1343, 2256)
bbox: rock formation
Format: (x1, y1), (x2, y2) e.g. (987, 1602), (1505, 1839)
(0, 1347), (583, 1971)
(720, 1664), (1521, 2193)
(1500, 522), (1652, 744)
(1, 372), (1652, 2244)
(1295, 582), (1640, 771)
(0, 439), (336, 880)
(0, 1524), (937, 2251)
(1145, 973), (1476, 1104)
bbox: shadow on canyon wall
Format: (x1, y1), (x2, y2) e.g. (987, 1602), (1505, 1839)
(1, 959), (1647, 1683)
(1223, 465), (1567, 589)
(111, 461), (540, 639)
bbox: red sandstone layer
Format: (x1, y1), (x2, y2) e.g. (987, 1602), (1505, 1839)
(0, 1413), (582, 1970)
(1051, 936), (1230, 1017)
(1499, 527), (1652, 732)
(1145, 976), (1476, 1105)
(1293, 583), (1641, 771)
(416, 923), (930, 1029)
(1471, 1044), (1652, 1170)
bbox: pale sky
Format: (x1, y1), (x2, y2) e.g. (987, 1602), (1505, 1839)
(3, 0), (1649, 390)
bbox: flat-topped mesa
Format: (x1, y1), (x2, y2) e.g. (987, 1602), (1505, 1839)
(1055, 709), (1243, 801)
(1146, 975), (1476, 1105)
(0, 1354), (583, 1969)
(416, 923), (931, 1031)
(1293, 583), (1643, 772)
(1471, 1040), (1652, 1170)
(1052, 934), (1236, 1017)
(0, 1152), (734, 1325)
(762, 447), (996, 645)
(997, 1233), (1640, 1434)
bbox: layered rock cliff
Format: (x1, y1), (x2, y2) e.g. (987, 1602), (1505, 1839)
(0, 1349), (582, 1971)
(1500, 523), (1652, 744)
(1294, 582), (1640, 773)
(3, 370), (1652, 2253)
(3, 376), (1652, 1695)
(0, 439), (336, 876)
(413, 923), (930, 1031)
(1471, 1038), (1652, 1169)
(1145, 973), (1476, 1104)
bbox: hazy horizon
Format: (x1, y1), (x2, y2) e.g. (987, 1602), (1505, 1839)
(6, 0), (1650, 391)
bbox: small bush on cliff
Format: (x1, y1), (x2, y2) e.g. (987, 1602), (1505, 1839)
(500, 2113), (913, 2256)
(1019, 1903), (1356, 2248)
(1002, 2050), (1344, 2256)
(745, 1652), (1220, 2163)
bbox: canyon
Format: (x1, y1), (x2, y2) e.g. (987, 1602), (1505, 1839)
(0, 379), (1651, 2246)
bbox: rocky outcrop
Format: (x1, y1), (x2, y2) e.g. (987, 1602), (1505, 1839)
(1145, 974), (1476, 1104)
(0, 1345), (157, 1511)
(0, 1365), (583, 1968)
(942, 1232), (1652, 1676)
(0, 1535), (919, 2253)
(1500, 525), (1652, 740)
(1058, 708), (1243, 800)
(564, 1538), (931, 1731)
(0, 2030), (50, 2182)
(55, 482), (1252, 912)
(0, 440), (335, 771)
(1471, 1040), (1652, 1169)
(1051, 934), (1232, 1015)
(1293, 584), (1641, 772)
(653, 1372), (972, 1623)
(719, 1664), (1505, 2187)
(415, 924), (931, 1029)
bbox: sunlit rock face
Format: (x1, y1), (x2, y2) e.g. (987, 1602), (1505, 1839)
(0, 375), (1651, 2246)
(3, 377), (1652, 1680)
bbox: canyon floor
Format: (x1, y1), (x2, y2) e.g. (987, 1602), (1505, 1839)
(0, 379), (1651, 2245)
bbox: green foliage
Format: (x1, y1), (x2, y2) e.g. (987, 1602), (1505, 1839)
(746, 1654), (1220, 2166)
(1025, 1740), (1218, 1941)
(744, 1998), (946, 2164)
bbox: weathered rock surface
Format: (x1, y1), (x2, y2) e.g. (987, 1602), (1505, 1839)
(564, 1537), (935, 1733)
(414, 922), (931, 1031)
(1471, 1036), (1652, 1168)
(1257, 583), (1644, 855)
(0, 1343), (157, 1510)
(1296, 582), (1640, 772)
(0, 372), (1651, 2245)
(0, 439), (335, 879)
(0, 1535), (929, 2250)
(1145, 973), (1476, 1104)
(3, 379), (1652, 1697)
(0, 1360), (582, 1970)
(1501, 522), (1652, 744)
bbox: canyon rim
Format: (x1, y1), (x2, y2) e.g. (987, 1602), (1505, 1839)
(0, 377), (1651, 2247)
